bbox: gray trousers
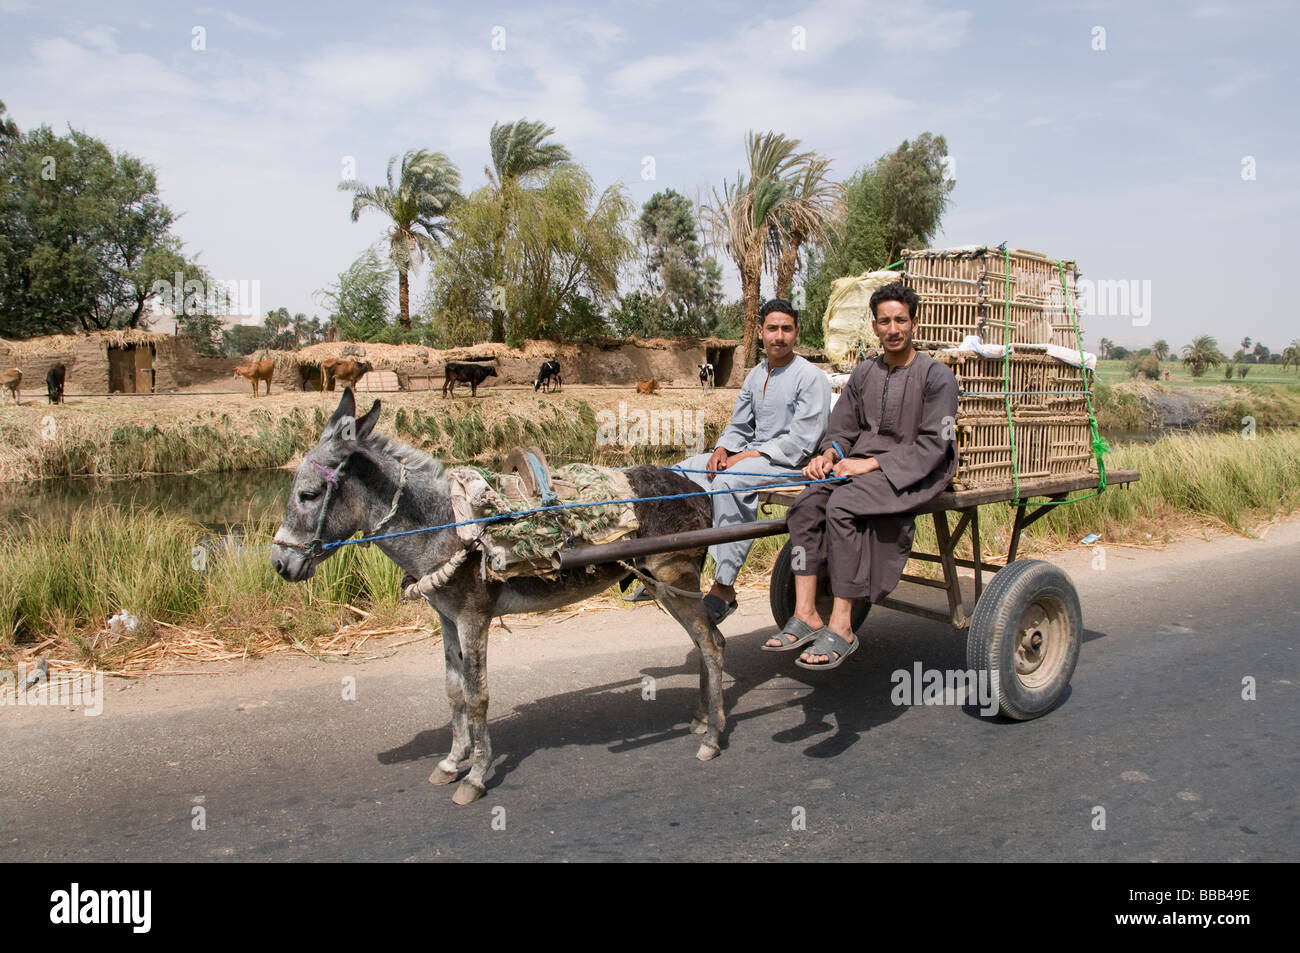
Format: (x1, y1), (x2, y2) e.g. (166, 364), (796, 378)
(673, 453), (805, 587)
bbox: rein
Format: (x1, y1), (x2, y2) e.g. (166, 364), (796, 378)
(272, 454), (408, 559)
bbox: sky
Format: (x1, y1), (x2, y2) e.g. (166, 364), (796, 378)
(2, 0), (1297, 350)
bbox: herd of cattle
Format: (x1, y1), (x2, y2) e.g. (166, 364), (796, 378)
(0, 359), (719, 404)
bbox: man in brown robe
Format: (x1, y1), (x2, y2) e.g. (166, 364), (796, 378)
(771, 283), (959, 668)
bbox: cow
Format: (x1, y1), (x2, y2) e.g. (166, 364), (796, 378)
(233, 359), (275, 396)
(1, 368), (20, 406)
(534, 360), (562, 393)
(636, 378), (660, 395)
(442, 361), (498, 398)
(322, 358), (371, 392)
(699, 363), (714, 393)
(46, 364), (66, 404)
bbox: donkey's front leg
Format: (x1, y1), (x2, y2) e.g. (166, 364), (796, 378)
(650, 555), (726, 760)
(451, 611), (493, 805)
(430, 610), (471, 786)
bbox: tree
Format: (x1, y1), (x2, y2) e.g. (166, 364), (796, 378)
(1252, 342), (1269, 364)
(802, 133), (953, 343)
(631, 189), (723, 336)
(1240, 336), (1252, 352)
(339, 149), (462, 331)
(1129, 353), (1160, 379)
(1181, 335), (1225, 377)
(316, 250), (396, 341)
(1283, 340), (1300, 374)
(1097, 338), (1114, 360)
(770, 154), (844, 301)
(0, 122), (200, 336)
(1152, 339), (1170, 361)
(483, 119), (572, 342)
(1109, 344), (1130, 361)
(706, 130), (810, 368)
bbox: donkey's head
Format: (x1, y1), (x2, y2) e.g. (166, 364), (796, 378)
(271, 389), (382, 581)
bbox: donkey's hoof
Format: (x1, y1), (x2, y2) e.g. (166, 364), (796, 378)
(695, 742), (721, 762)
(452, 780), (486, 805)
(429, 765), (461, 786)
(689, 717), (708, 735)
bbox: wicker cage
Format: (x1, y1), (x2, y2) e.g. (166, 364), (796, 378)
(953, 413), (1097, 491)
(935, 347), (1093, 416)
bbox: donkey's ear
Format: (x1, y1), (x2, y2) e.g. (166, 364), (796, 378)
(356, 399), (382, 441)
(328, 388), (356, 425)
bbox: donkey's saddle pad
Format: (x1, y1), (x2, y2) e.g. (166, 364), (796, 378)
(446, 448), (638, 579)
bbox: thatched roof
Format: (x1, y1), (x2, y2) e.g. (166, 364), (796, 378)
(0, 328), (173, 362)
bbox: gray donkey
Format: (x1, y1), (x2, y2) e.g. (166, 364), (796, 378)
(271, 390), (725, 805)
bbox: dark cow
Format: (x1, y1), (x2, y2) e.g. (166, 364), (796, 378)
(699, 363), (714, 393)
(46, 364), (66, 404)
(534, 360), (561, 393)
(443, 361), (498, 398)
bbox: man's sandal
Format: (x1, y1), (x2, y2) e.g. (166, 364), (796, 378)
(763, 616), (822, 653)
(702, 594), (738, 626)
(795, 628), (860, 670)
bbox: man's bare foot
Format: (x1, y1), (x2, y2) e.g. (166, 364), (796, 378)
(800, 627), (855, 665)
(765, 612), (823, 649)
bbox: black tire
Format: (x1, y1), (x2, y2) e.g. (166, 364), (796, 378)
(769, 539), (871, 633)
(967, 559), (1082, 721)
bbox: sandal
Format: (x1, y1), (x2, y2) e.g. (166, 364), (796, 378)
(702, 593), (738, 626)
(795, 628), (859, 670)
(763, 616), (822, 653)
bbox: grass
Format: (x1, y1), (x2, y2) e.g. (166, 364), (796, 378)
(1095, 359), (1300, 388)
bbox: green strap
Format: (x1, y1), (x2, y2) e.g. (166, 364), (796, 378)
(1002, 248), (1021, 503)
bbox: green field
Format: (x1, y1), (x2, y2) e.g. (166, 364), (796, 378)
(1095, 359), (1300, 387)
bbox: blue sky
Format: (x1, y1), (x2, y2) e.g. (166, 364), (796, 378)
(2, 0), (1296, 350)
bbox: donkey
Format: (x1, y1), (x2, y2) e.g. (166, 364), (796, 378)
(271, 390), (725, 805)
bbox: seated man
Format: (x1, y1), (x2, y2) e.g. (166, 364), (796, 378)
(770, 283), (958, 669)
(632, 299), (830, 624)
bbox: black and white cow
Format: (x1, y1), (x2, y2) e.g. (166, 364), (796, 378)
(534, 360), (562, 393)
(699, 363), (715, 393)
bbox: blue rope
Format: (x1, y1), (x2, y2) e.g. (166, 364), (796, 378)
(321, 473), (846, 552)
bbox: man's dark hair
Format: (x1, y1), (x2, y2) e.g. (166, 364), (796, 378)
(869, 283), (920, 321)
(760, 298), (799, 326)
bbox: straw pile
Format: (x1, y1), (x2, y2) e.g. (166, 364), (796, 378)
(0, 328), (171, 363)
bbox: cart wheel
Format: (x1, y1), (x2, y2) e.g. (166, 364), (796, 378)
(967, 559), (1081, 720)
(769, 539), (871, 633)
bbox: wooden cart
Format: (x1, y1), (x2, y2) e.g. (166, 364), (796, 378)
(557, 468), (1139, 721)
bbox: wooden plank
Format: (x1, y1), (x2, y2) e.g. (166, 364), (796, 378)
(758, 468), (1139, 510)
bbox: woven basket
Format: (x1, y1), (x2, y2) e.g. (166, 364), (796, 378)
(953, 413), (1097, 490)
(915, 296), (1055, 348)
(936, 348), (1092, 416)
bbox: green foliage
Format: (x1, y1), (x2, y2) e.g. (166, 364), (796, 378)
(627, 189), (723, 336)
(1182, 335), (1225, 377)
(1129, 353), (1161, 380)
(317, 249), (396, 341)
(0, 120), (202, 336)
(803, 133), (952, 332)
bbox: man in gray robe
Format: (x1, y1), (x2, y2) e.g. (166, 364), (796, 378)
(772, 283), (958, 668)
(647, 299), (830, 624)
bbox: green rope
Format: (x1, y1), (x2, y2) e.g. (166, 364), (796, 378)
(1002, 248), (1021, 503)
(1022, 259), (1110, 507)
(884, 259), (905, 270)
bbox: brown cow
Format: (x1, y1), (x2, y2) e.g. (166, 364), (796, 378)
(1, 367), (21, 405)
(635, 378), (660, 395)
(234, 359), (274, 396)
(321, 358), (371, 391)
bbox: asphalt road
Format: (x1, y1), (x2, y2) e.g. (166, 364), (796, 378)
(3, 524), (1297, 862)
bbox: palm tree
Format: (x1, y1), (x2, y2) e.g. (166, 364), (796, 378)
(1097, 337), (1114, 360)
(706, 131), (811, 368)
(1181, 335), (1225, 378)
(771, 154), (844, 302)
(484, 119), (571, 342)
(1151, 339), (1170, 362)
(339, 150), (462, 331)
(1283, 339), (1300, 374)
